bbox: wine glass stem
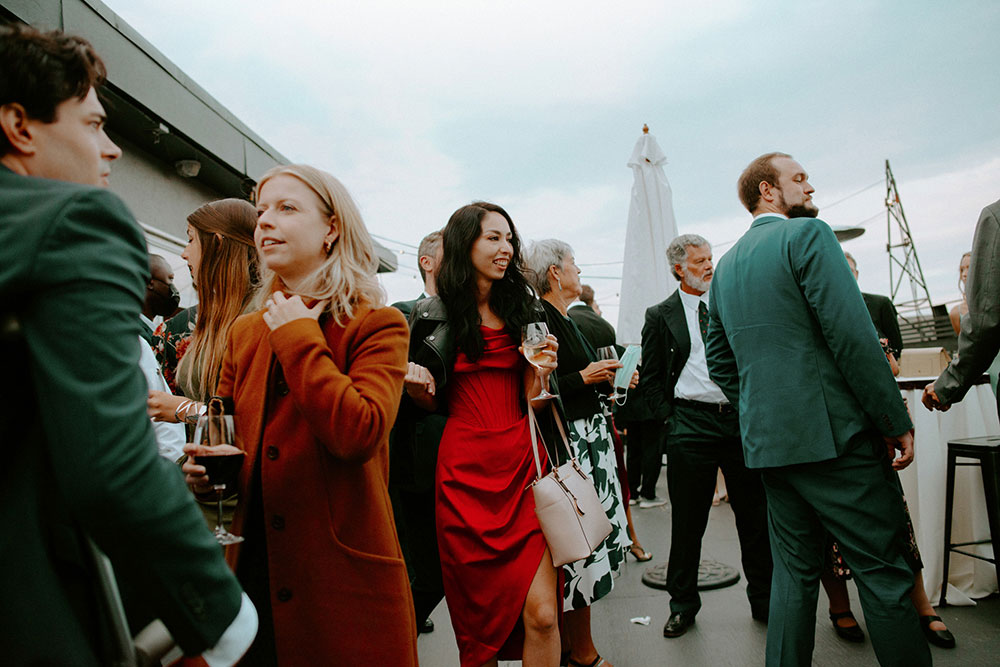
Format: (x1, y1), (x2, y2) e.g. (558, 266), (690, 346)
(214, 484), (226, 534)
(539, 369), (550, 395)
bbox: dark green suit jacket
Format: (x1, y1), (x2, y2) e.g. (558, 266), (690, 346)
(0, 166), (242, 664)
(705, 215), (911, 468)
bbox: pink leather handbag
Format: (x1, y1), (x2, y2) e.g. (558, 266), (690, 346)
(528, 404), (612, 567)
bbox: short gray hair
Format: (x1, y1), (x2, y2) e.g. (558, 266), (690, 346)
(666, 234), (710, 281)
(524, 239), (573, 295)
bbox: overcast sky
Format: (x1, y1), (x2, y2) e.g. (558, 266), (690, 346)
(102, 0), (1000, 325)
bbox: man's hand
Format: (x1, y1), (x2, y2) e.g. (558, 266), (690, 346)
(884, 430), (915, 470)
(921, 381), (951, 412)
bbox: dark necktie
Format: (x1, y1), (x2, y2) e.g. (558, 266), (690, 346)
(698, 301), (709, 345)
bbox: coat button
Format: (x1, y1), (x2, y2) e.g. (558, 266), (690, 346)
(266, 446), (279, 460)
(275, 379), (289, 396)
(271, 515), (285, 530)
(277, 588), (292, 602)
(422, 311), (429, 317)
(428, 335), (435, 341)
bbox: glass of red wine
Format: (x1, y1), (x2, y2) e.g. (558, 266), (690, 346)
(192, 412), (244, 545)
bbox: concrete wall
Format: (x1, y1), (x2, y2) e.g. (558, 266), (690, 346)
(108, 131), (224, 240)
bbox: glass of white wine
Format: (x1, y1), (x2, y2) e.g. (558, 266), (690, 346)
(522, 322), (557, 401)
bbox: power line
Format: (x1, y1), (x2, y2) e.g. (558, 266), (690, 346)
(577, 260), (624, 267)
(371, 233), (418, 249)
(818, 179), (882, 211)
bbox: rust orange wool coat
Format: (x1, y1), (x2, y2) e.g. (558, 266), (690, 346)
(219, 304), (417, 666)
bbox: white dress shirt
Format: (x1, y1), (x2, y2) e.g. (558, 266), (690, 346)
(673, 289), (729, 404)
(138, 335), (186, 462)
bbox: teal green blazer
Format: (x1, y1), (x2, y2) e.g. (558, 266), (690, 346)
(705, 215), (911, 468)
(0, 166), (242, 664)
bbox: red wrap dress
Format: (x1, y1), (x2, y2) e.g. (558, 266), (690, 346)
(436, 326), (549, 666)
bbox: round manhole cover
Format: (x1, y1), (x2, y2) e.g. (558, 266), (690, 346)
(640, 559), (741, 591)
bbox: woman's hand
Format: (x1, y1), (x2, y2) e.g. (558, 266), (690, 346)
(579, 359), (622, 385)
(404, 362), (435, 397)
(629, 369), (640, 389)
(527, 334), (559, 378)
(147, 390), (186, 422)
(181, 442), (242, 493)
(263, 292), (329, 331)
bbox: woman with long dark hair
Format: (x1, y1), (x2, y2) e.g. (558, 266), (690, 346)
(406, 202), (561, 666)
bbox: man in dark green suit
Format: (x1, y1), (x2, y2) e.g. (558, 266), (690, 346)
(0, 25), (252, 664)
(705, 152), (930, 666)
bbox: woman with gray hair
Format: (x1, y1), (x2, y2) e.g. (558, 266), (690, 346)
(524, 239), (634, 667)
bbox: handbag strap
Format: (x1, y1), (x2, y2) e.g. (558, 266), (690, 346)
(527, 402), (574, 480)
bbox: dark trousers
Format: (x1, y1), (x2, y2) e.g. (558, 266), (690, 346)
(664, 404), (772, 617)
(390, 484), (444, 626)
(625, 418), (665, 500)
(761, 435), (931, 667)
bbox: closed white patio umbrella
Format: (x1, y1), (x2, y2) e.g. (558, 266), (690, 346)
(616, 125), (679, 345)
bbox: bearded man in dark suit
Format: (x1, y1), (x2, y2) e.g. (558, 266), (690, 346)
(641, 234), (771, 638)
(0, 24), (252, 665)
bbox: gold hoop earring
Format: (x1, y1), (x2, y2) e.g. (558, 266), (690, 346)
(323, 239), (333, 255)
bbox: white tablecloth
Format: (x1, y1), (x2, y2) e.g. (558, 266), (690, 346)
(898, 379), (999, 605)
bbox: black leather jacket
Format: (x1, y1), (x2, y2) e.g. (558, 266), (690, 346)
(407, 295), (454, 390)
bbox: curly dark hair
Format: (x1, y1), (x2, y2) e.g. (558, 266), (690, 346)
(0, 23), (107, 154)
(436, 202), (536, 361)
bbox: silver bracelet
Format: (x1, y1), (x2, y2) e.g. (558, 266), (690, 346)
(174, 399), (192, 422)
(185, 401), (207, 425)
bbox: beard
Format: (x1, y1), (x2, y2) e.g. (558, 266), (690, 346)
(776, 189), (819, 218)
(785, 202), (819, 218)
(682, 267), (712, 293)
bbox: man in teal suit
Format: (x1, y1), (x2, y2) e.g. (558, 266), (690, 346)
(705, 152), (930, 666)
(0, 24), (253, 664)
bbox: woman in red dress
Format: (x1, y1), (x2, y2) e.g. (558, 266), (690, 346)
(406, 202), (561, 666)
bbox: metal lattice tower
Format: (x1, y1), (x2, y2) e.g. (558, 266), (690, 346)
(885, 159), (933, 319)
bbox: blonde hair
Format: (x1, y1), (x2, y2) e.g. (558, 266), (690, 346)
(176, 198), (259, 401)
(253, 164), (385, 324)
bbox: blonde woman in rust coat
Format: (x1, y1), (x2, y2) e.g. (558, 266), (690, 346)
(183, 164), (416, 666)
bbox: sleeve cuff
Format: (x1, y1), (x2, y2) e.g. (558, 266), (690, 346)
(202, 592), (258, 667)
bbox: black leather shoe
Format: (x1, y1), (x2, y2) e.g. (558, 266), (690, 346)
(920, 615), (956, 648)
(830, 611), (865, 643)
(418, 618), (435, 634)
(662, 612), (696, 638)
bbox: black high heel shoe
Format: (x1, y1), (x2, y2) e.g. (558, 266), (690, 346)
(628, 544), (653, 562)
(919, 615), (956, 648)
(829, 611), (865, 643)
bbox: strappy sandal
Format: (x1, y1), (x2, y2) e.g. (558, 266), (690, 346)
(568, 655), (607, 667)
(628, 544), (653, 562)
